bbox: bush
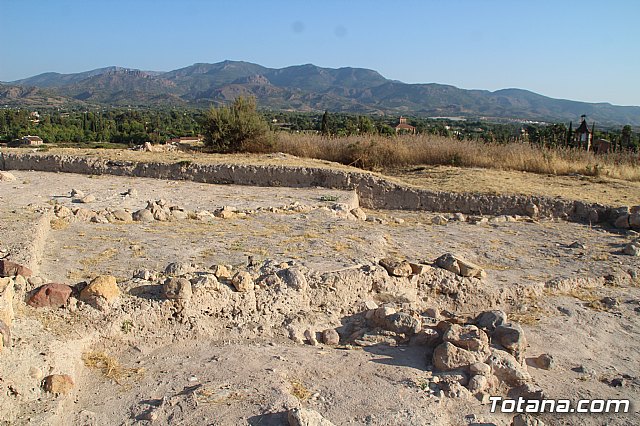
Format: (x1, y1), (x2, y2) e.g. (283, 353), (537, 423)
(202, 96), (273, 152)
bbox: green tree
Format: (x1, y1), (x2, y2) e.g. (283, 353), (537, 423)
(203, 96), (273, 152)
(321, 110), (329, 136)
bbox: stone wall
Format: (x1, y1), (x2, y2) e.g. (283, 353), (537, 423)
(0, 151), (624, 225)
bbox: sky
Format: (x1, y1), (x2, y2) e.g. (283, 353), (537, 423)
(1, 0), (639, 106)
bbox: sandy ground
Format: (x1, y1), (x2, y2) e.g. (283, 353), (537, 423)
(0, 169), (639, 425)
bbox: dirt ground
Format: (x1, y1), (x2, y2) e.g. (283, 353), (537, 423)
(0, 167), (639, 426)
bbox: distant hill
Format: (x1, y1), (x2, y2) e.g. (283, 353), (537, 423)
(2, 61), (639, 126)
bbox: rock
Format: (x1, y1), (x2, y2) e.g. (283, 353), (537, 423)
(433, 342), (486, 371)
(277, 268), (308, 290)
(534, 354), (555, 370)
(70, 188), (84, 198)
(171, 209), (188, 220)
(383, 312), (422, 335)
(0, 171), (17, 182)
(0, 260), (32, 278)
(28, 283), (73, 308)
(493, 323), (527, 360)
(54, 204), (73, 218)
(0, 319), (10, 350)
(194, 210), (215, 222)
(0, 277), (15, 332)
(214, 206), (236, 219)
(78, 194), (96, 204)
(512, 414), (545, 426)
(379, 257), (413, 277)
(409, 263), (431, 275)
(162, 278), (193, 301)
(322, 329), (340, 345)
(111, 209), (132, 222)
(164, 262), (195, 277)
(190, 274), (219, 290)
(125, 188), (138, 197)
(474, 310), (507, 332)
(304, 329), (318, 346)
(211, 264), (232, 279)
(231, 271), (254, 292)
(153, 208), (171, 221)
(43, 374), (74, 395)
(469, 362), (492, 376)
(614, 214), (630, 229)
(409, 328), (440, 346)
(80, 275), (120, 303)
(350, 207), (367, 221)
(630, 212), (640, 228)
(524, 203), (539, 218)
(435, 253), (486, 279)
(467, 374), (489, 393)
(132, 209), (155, 222)
(487, 349), (530, 386)
(133, 269), (153, 280)
(451, 212), (466, 222)
(287, 407), (335, 426)
(432, 215), (448, 225)
(73, 207), (95, 221)
(443, 324), (489, 352)
(624, 241), (640, 256)
(369, 306), (397, 326)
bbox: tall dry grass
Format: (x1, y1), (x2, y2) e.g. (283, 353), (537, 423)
(271, 133), (640, 181)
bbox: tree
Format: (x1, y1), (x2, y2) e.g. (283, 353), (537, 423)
(621, 125), (633, 149)
(321, 110), (329, 136)
(202, 96), (273, 152)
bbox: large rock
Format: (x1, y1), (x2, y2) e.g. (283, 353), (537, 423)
(80, 275), (120, 303)
(277, 268), (308, 290)
(0, 260), (32, 278)
(321, 329), (340, 346)
(614, 214), (630, 229)
(43, 374), (74, 395)
(379, 257), (413, 277)
(111, 209), (133, 222)
(433, 341), (487, 371)
(443, 324), (489, 352)
(288, 407), (335, 426)
(132, 209), (155, 222)
(383, 312), (422, 335)
(624, 239), (640, 256)
(164, 262), (196, 277)
(28, 283), (72, 308)
(162, 278), (193, 300)
(493, 323), (527, 360)
(487, 349), (530, 386)
(435, 253), (486, 278)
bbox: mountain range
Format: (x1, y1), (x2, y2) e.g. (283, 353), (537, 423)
(2, 61), (639, 126)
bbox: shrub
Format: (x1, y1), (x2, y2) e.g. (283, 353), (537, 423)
(202, 96), (273, 152)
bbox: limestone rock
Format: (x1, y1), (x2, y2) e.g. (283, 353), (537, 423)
(432, 215), (448, 225)
(0, 259), (32, 278)
(0, 171), (17, 182)
(0, 319), (10, 350)
(469, 362), (492, 376)
(433, 342), (486, 371)
(487, 349), (530, 386)
(624, 240), (640, 256)
(43, 374), (74, 395)
(383, 312), (422, 335)
(0, 277), (15, 327)
(467, 374), (489, 393)
(322, 329), (340, 345)
(534, 353), (555, 370)
(493, 323), (527, 360)
(211, 264), (232, 280)
(214, 206), (236, 219)
(304, 329), (318, 346)
(162, 278), (193, 301)
(73, 207), (95, 221)
(70, 188), (84, 198)
(164, 262), (195, 277)
(231, 271), (254, 292)
(80, 275), (120, 303)
(132, 209), (154, 222)
(524, 203), (539, 218)
(287, 407), (335, 426)
(443, 324), (489, 352)
(435, 253), (485, 279)
(409, 328), (440, 346)
(28, 283), (72, 308)
(111, 209), (132, 222)
(350, 207), (367, 221)
(277, 268), (308, 290)
(379, 257), (413, 277)
(54, 204), (73, 218)
(78, 194), (96, 204)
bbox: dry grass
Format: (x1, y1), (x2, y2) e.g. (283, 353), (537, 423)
(50, 218), (70, 230)
(272, 133), (640, 181)
(82, 351), (145, 387)
(289, 379), (312, 401)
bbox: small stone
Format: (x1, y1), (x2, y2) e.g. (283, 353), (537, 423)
(363, 300), (378, 310)
(322, 329), (340, 345)
(43, 374), (74, 395)
(133, 269), (152, 280)
(54, 204), (73, 219)
(231, 271), (254, 292)
(493, 323), (527, 361)
(171, 210), (188, 220)
(111, 209), (132, 222)
(433, 342), (486, 371)
(304, 329), (318, 346)
(214, 206), (236, 219)
(623, 242), (640, 256)
(469, 362), (492, 376)
(288, 407), (335, 426)
(0, 171), (17, 182)
(467, 374), (488, 393)
(409, 328), (439, 346)
(409, 263), (431, 275)
(125, 188), (138, 197)
(79, 194), (96, 204)
(162, 278), (193, 300)
(350, 207), (367, 221)
(451, 212), (466, 222)
(435, 253), (485, 279)
(379, 257), (413, 277)
(29, 366), (44, 381)
(211, 264), (232, 279)
(474, 310), (507, 332)
(28, 283), (73, 308)
(80, 275), (120, 303)
(487, 349), (530, 386)
(70, 188), (84, 198)
(443, 324), (489, 352)
(384, 312), (422, 335)
(534, 354), (555, 370)
(277, 268), (308, 290)
(432, 215), (448, 225)
(524, 203), (539, 218)
(132, 209), (155, 222)
(164, 262), (195, 277)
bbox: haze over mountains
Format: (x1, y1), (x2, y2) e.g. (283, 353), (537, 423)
(2, 61), (639, 126)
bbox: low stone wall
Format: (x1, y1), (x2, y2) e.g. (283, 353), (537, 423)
(0, 151), (625, 225)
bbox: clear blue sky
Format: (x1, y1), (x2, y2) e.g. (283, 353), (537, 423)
(1, 0), (639, 106)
